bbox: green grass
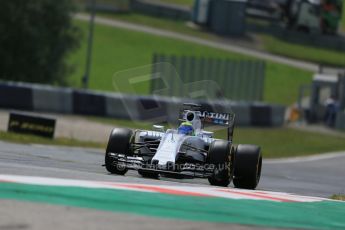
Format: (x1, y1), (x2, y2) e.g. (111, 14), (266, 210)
(232, 127), (345, 158)
(87, 117), (345, 158)
(264, 63), (311, 104)
(154, 0), (194, 7)
(211, 127), (345, 158)
(0, 131), (105, 149)
(69, 20), (312, 105)
(99, 12), (214, 40)
(331, 194), (345, 201)
(260, 34), (345, 67)
(100, 11), (345, 67)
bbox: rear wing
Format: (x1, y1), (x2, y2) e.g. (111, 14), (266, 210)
(179, 103), (235, 142)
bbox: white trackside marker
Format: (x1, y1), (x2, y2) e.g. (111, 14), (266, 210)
(0, 174), (333, 203)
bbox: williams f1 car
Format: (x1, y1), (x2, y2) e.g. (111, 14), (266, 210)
(104, 103), (262, 189)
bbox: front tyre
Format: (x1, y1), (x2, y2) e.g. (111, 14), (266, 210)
(233, 144), (262, 189)
(105, 128), (133, 175)
(207, 140), (233, 187)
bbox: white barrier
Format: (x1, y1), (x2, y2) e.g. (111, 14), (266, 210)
(0, 81), (286, 127)
(32, 85), (73, 113)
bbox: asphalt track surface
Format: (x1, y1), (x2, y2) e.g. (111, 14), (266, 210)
(1, 141), (344, 197)
(1, 140), (345, 230)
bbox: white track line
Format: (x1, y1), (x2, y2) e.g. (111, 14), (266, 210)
(0, 174), (334, 203)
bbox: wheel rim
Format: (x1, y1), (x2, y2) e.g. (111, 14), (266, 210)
(106, 153), (126, 172)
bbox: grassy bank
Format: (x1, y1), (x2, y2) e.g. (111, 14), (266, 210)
(232, 127), (345, 158)
(0, 131), (105, 149)
(69, 20), (312, 105)
(331, 194), (345, 201)
(155, 0), (194, 7)
(98, 12), (345, 67)
(260, 34), (345, 67)
(98, 12), (215, 40)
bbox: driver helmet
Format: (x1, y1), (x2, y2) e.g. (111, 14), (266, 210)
(178, 121), (194, 135)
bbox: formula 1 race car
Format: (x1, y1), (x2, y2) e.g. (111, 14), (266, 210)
(104, 103), (262, 189)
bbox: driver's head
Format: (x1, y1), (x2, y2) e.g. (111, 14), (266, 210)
(186, 112), (194, 122)
(178, 121), (194, 135)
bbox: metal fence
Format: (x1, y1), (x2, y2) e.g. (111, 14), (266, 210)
(150, 54), (266, 101)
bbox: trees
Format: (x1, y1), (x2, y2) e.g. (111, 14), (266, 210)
(0, 0), (81, 85)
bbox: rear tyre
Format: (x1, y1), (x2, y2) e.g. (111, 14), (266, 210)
(105, 128), (133, 175)
(207, 140), (233, 187)
(233, 144), (262, 189)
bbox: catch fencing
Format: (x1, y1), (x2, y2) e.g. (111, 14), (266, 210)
(151, 54), (266, 102)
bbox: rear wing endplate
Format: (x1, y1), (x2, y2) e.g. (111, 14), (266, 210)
(179, 103), (235, 142)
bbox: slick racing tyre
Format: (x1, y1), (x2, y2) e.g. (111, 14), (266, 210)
(105, 128), (133, 175)
(207, 140), (233, 187)
(233, 144), (262, 189)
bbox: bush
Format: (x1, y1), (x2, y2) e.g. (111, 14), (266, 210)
(0, 0), (81, 85)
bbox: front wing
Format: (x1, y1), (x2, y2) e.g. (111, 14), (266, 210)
(107, 152), (214, 179)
